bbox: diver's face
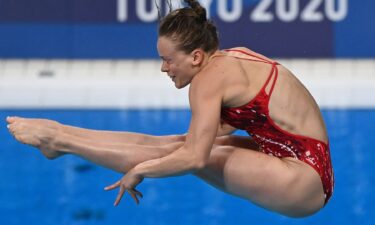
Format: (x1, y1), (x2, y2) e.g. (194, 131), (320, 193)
(157, 36), (195, 89)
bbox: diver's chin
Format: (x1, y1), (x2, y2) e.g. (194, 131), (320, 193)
(174, 81), (190, 89)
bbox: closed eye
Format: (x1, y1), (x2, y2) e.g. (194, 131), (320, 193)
(160, 56), (172, 64)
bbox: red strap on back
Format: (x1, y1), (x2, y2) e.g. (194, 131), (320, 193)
(266, 63), (278, 97)
(224, 49), (271, 64)
(224, 49), (279, 97)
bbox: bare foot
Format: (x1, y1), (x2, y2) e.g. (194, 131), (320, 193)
(6, 116), (65, 159)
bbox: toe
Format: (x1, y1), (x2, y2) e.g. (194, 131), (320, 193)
(6, 116), (16, 124)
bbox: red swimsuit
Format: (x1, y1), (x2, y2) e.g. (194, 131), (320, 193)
(220, 49), (334, 204)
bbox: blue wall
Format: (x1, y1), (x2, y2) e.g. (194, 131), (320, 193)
(0, 0), (374, 58)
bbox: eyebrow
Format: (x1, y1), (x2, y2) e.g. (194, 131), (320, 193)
(160, 56), (171, 61)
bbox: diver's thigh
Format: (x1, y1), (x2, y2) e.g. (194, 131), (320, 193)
(196, 145), (324, 217)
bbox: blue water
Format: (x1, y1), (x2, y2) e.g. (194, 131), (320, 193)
(0, 109), (374, 225)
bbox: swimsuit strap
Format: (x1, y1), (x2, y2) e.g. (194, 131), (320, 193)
(224, 49), (271, 64)
(263, 62), (279, 97)
(224, 49), (279, 97)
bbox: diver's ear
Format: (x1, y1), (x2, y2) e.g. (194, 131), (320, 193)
(191, 49), (204, 66)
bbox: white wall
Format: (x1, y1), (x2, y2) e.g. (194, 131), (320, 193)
(0, 59), (374, 109)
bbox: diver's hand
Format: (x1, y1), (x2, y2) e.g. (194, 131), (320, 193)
(105, 169), (144, 206)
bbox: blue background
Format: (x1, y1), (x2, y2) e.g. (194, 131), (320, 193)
(0, 0), (374, 58)
(0, 1), (374, 224)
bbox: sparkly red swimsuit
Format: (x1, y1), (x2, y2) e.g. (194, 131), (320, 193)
(220, 49), (334, 204)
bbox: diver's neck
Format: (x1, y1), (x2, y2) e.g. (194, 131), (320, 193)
(200, 50), (220, 69)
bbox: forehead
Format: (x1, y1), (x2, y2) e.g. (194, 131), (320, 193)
(157, 36), (179, 56)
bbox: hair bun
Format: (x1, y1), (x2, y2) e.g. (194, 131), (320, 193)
(185, 0), (207, 22)
(159, 0), (219, 54)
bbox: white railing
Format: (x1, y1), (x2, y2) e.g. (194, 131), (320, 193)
(0, 59), (374, 108)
